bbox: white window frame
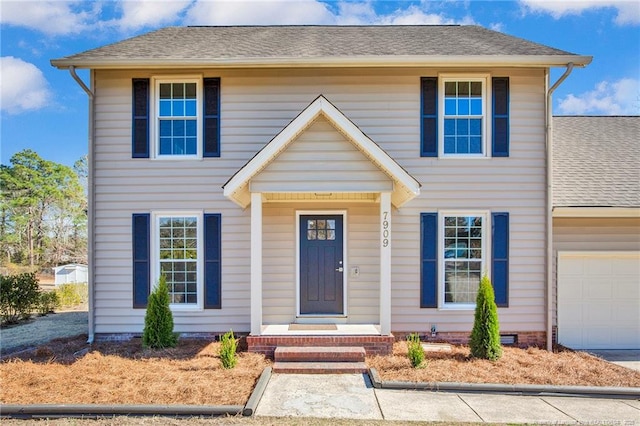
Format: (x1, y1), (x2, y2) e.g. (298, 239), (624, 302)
(150, 76), (203, 160)
(438, 74), (491, 158)
(438, 210), (490, 310)
(151, 211), (204, 311)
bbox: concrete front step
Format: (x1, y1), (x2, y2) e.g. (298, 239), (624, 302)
(272, 361), (369, 374)
(274, 346), (366, 363)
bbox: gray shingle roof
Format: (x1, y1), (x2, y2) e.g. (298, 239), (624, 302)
(553, 116), (640, 208)
(51, 25), (589, 68)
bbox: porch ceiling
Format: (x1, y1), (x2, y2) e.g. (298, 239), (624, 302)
(222, 95), (421, 209)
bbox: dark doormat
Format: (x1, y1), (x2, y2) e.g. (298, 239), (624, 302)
(288, 324), (338, 331)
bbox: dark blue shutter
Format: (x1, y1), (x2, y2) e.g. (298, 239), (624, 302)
(203, 78), (220, 157)
(421, 77), (438, 157)
(132, 79), (150, 158)
(492, 212), (509, 307)
(492, 77), (509, 157)
(420, 213), (438, 308)
(132, 213), (150, 308)
(204, 213), (221, 309)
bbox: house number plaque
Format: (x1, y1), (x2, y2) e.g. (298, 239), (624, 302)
(382, 211), (390, 247)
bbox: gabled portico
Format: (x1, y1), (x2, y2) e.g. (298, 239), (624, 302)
(223, 95), (420, 338)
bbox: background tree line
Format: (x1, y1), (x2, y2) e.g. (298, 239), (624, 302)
(0, 149), (87, 270)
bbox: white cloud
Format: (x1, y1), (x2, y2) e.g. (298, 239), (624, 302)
(185, 0), (335, 25)
(116, 0), (194, 31)
(520, 0), (640, 25)
(558, 78), (640, 115)
(0, 1), (96, 35)
(0, 57), (52, 114)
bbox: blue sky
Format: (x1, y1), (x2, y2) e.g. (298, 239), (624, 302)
(1, 0), (639, 167)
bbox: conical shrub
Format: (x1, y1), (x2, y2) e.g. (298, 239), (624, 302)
(142, 275), (178, 349)
(469, 275), (502, 360)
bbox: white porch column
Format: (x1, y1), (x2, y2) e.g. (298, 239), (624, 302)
(380, 192), (392, 335)
(250, 192), (263, 335)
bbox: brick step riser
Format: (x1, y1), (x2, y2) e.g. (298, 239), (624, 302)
(272, 361), (368, 374)
(274, 346), (365, 363)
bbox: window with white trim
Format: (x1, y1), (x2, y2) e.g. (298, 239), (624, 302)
(154, 78), (201, 158)
(440, 76), (488, 156)
(155, 213), (202, 307)
(442, 212), (488, 307)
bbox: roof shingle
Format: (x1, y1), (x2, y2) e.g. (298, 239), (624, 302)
(51, 25), (588, 68)
(553, 116), (640, 208)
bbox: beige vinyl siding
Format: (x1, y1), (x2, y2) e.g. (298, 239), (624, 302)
(251, 117), (392, 193)
(92, 67), (547, 334)
(552, 217), (640, 326)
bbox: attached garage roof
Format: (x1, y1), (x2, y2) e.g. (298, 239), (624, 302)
(553, 116), (640, 209)
(51, 25), (591, 69)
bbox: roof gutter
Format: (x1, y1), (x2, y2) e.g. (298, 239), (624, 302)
(51, 54), (593, 70)
(69, 65), (96, 345)
(545, 62), (574, 352)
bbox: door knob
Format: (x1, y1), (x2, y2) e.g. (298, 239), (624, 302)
(335, 267), (344, 272)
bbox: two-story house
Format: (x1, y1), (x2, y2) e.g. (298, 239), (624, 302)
(51, 25), (594, 355)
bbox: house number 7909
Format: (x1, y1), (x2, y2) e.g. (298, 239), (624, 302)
(382, 211), (390, 247)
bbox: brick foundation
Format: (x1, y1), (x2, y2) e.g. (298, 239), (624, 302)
(392, 331), (547, 348)
(247, 335), (395, 358)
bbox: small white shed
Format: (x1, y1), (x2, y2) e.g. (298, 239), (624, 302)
(52, 264), (88, 285)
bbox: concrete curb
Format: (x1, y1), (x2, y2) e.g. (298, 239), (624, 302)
(368, 368), (640, 399)
(0, 404), (243, 419)
(243, 366), (272, 416)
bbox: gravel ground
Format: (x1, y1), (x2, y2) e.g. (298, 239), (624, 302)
(0, 309), (88, 356)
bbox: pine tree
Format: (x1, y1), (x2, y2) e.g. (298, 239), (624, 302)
(142, 275), (178, 349)
(469, 275), (502, 360)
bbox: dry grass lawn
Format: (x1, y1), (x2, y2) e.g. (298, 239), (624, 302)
(368, 341), (640, 387)
(0, 334), (270, 406)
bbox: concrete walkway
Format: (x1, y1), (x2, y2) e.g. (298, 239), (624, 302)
(588, 350), (640, 372)
(255, 373), (640, 423)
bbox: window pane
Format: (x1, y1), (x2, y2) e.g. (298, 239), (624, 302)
(173, 83), (184, 99)
(327, 220), (335, 229)
(457, 137), (468, 154)
(173, 120), (185, 136)
(458, 99), (470, 115)
(444, 119), (455, 136)
(186, 138), (197, 155)
(470, 81), (482, 96)
(443, 215), (483, 304)
(159, 84), (171, 99)
(160, 138), (171, 155)
(159, 100), (171, 116)
(185, 83), (196, 99)
(185, 99), (197, 116)
(444, 137), (455, 154)
(470, 137), (482, 154)
(444, 98), (457, 115)
(307, 230), (316, 240)
(445, 81), (456, 96)
(469, 119), (481, 136)
(317, 220), (326, 229)
(456, 119), (469, 136)
(327, 230), (335, 240)
(458, 81), (470, 96)
(317, 230), (326, 240)
(470, 99), (482, 115)
(173, 100), (184, 116)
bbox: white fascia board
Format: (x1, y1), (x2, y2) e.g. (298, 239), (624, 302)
(51, 55), (593, 70)
(553, 207), (640, 218)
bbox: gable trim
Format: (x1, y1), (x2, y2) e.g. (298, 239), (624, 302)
(223, 95), (420, 208)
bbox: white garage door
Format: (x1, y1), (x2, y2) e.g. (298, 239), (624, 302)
(558, 252), (640, 349)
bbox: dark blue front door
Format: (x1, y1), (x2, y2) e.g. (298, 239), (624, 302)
(300, 215), (344, 315)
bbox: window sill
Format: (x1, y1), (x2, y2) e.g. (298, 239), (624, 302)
(169, 304), (203, 313)
(439, 304), (476, 311)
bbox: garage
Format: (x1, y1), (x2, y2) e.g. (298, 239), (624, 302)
(557, 251), (640, 349)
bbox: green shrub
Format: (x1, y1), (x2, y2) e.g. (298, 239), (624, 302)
(219, 330), (238, 369)
(0, 273), (40, 324)
(55, 283), (88, 308)
(142, 275), (178, 349)
(469, 275), (503, 361)
(37, 291), (60, 315)
(407, 333), (425, 368)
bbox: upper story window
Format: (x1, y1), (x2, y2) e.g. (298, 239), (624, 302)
(421, 76), (509, 158)
(443, 79), (485, 155)
(158, 82), (198, 156)
(131, 77), (220, 159)
(154, 78), (201, 158)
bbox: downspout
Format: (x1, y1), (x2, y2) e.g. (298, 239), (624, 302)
(69, 65), (96, 344)
(545, 62), (574, 351)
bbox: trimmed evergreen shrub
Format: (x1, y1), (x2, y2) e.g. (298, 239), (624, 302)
(407, 333), (425, 368)
(142, 275), (178, 349)
(219, 330), (238, 369)
(469, 275), (503, 361)
(38, 291), (60, 315)
(0, 273), (40, 324)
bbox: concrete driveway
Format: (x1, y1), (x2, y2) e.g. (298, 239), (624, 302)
(588, 350), (640, 372)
